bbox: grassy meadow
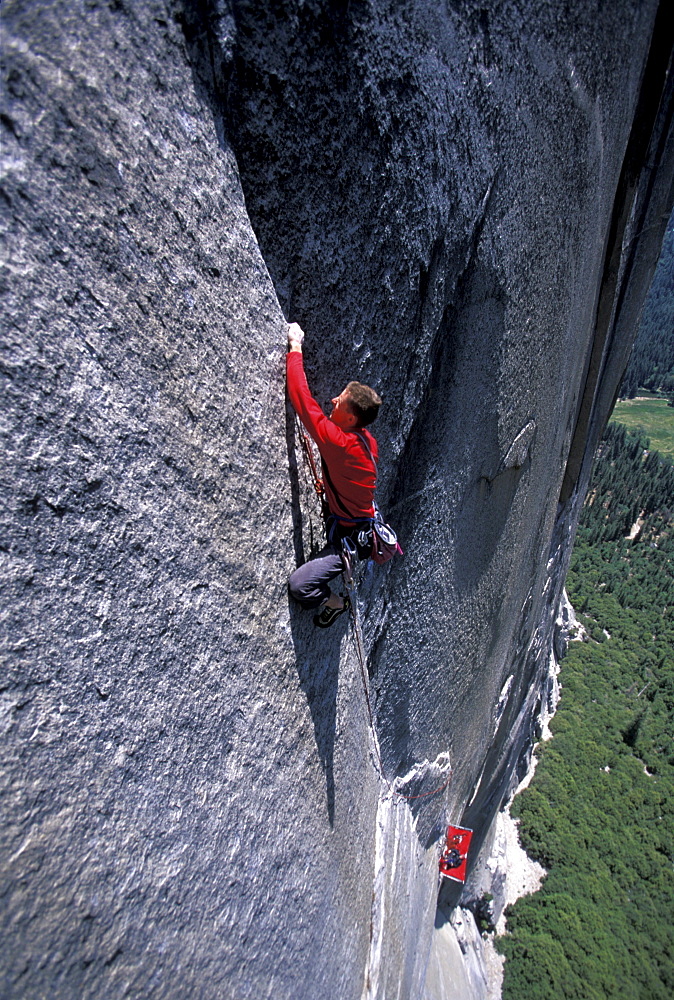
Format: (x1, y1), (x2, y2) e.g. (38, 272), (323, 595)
(611, 396), (674, 462)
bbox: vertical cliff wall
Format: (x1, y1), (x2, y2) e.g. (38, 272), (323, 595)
(2, 2), (673, 999)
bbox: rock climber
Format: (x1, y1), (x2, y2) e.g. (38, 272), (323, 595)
(286, 321), (382, 627)
(440, 846), (462, 871)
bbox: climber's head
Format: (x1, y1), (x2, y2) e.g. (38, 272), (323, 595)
(331, 382), (382, 429)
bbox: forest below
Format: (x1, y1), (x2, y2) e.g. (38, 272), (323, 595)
(496, 420), (674, 999)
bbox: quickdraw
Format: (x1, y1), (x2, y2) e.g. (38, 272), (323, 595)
(295, 416), (452, 803)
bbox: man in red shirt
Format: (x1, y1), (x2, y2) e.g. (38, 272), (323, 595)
(287, 322), (382, 627)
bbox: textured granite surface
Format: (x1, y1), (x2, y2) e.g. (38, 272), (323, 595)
(2, 2), (672, 998)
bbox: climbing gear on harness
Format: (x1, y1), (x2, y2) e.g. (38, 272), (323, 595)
(340, 534), (356, 584)
(354, 432), (403, 564)
(324, 513), (372, 559)
(370, 503), (402, 564)
(314, 595), (351, 628)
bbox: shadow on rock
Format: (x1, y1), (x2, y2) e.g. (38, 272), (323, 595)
(288, 594), (346, 826)
(454, 466), (525, 589)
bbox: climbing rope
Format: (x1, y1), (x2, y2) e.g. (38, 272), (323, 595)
(294, 417), (453, 803)
(298, 422), (326, 504)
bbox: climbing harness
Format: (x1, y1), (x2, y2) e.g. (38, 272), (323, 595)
(295, 417), (452, 804)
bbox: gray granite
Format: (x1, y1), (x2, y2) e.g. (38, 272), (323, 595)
(1, 2), (672, 998)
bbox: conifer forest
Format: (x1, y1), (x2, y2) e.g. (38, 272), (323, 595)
(497, 422), (674, 999)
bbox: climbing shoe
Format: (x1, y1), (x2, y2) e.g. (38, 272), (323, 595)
(313, 596), (350, 628)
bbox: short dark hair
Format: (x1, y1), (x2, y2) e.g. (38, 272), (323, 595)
(346, 381), (382, 427)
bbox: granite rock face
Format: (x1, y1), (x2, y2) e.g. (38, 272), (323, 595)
(1, 2), (672, 999)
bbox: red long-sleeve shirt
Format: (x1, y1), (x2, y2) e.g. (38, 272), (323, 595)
(287, 351), (378, 522)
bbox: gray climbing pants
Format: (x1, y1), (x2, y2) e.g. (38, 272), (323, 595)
(288, 546), (345, 609)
